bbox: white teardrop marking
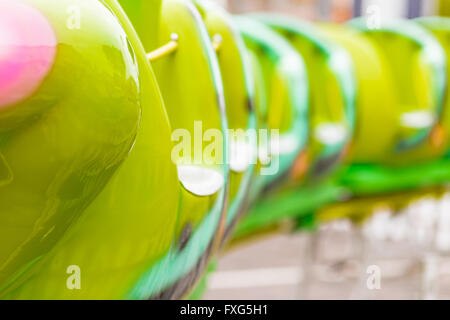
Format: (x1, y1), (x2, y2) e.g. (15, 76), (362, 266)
(314, 123), (348, 145)
(177, 165), (224, 197)
(401, 110), (435, 129)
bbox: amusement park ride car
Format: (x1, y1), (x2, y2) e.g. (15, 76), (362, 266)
(1, 0), (450, 299)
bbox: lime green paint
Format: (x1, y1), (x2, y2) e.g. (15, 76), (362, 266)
(126, 0), (230, 299)
(236, 16), (309, 189)
(418, 17), (450, 156)
(117, 0), (163, 51)
(256, 15), (356, 179)
(349, 18), (447, 162)
(194, 0), (256, 226)
(2, 0), (179, 299)
(0, 0), (146, 297)
(151, 0), (229, 238)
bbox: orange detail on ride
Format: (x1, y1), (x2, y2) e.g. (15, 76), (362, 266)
(430, 123), (446, 150)
(291, 150), (309, 181)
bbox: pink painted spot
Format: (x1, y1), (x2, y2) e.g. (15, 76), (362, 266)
(0, 0), (57, 109)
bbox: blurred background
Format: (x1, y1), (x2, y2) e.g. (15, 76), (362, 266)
(205, 195), (450, 300)
(217, 0), (449, 20)
(201, 0), (450, 300)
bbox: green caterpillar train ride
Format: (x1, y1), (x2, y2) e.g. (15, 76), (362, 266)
(1, 0), (450, 299)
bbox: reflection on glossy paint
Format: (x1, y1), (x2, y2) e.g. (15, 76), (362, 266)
(0, 152), (13, 186)
(0, 1), (56, 109)
(177, 164), (224, 196)
(315, 122), (348, 145)
(229, 139), (255, 173)
(274, 134), (298, 156)
(0, 0), (142, 298)
(401, 110), (435, 129)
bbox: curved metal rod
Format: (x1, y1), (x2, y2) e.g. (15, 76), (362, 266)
(147, 33), (222, 63)
(212, 34), (223, 52)
(147, 33), (179, 62)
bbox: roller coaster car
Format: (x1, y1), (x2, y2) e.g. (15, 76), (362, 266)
(1, 0), (230, 300)
(235, 16), (450, 237)
(2, 0), (450, 301)
(317, 18), (450, 223)
(236, 17), (309, 193)
(0, 0), (157, 299)
(233, 16), (356, 238)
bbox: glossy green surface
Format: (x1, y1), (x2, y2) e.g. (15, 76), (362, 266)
(126, 0), (230, 299)
(307, 20), (449, 223)
(234, 16), (356, 238)
(3, 0), (450, 300)
(311, 21), (449, 222)
(0, 0), (144, 296)
(349, 18), (447, 164)
(3, 0), (180, 299)
(319, 24), (398, 164)
(256, 15), (355, 180)
(195, 0), (256, 229)
(418, 17), (450, 155)
(118, 0), (162, 51)
(235, 18), (450, 237)
(236, 16), (309, 190)
(151, 0), (228, 238)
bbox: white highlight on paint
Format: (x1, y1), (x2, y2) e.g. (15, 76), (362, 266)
(274, 134), (298, 156)
(177, 165), (224, 197)
(258, 143), (271, 166)
(229, 139), (254, 173)
(315, 123), (348, 145)
(207, 267), (302, 289)
(257, 134), (296, 167)
(400, 110), (435, 129)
